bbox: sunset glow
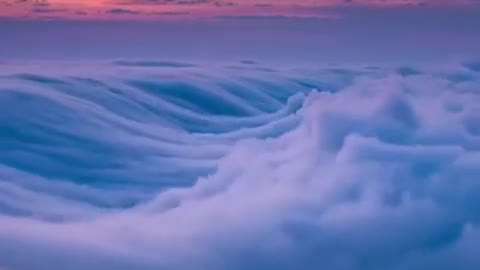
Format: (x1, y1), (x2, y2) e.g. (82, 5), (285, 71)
(1, 0), (477, 20)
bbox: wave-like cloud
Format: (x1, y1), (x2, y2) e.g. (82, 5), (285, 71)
(0, 61), (480, 269)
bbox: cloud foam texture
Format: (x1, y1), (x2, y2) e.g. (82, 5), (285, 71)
(1, 60), (480, 270)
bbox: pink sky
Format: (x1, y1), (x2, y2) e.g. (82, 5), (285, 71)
(0, 0), (476, 20)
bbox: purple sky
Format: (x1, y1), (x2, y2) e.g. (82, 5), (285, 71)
(0, 1), (479, 63)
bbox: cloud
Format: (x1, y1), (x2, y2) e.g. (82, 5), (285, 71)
(114, 60), (197, 67)
(0, 60), (480, 270)
(240, 60), (258, 65)
(396, 66), (423, 77)
(31, 7), (68, 13)
(74, 10), (88, 16)
(464, 61), (480, 72)
(106, 8), (141, 14)
(215, 15), (331, 20)
(214, 1), (236, 7)
(255, 3), (273, 8)
(116, 0), (211, 6)
(150, 11), (190, 15)
(226, 65), (276, 72)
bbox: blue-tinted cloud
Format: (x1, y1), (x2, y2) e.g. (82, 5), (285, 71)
(1, 60), (480, 269)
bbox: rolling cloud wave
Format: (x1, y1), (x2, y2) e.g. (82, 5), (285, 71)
(0, 60), (480, 269)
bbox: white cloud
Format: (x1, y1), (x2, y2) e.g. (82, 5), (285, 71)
(0, 60), (480, 269)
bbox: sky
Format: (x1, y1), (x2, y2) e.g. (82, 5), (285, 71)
(0, 0), (479, 20)
(0, 0), (479, 62)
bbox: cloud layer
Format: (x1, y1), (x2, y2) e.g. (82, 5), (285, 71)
(0, 60), (480, 269)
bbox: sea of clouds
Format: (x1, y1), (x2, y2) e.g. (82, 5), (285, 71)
(1, 59), (480, 269)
